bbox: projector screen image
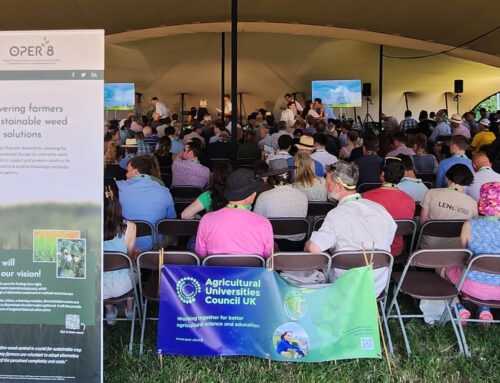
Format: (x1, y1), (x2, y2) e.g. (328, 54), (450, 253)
(104, 83), (135, 110)
(311, 80), (362, 107)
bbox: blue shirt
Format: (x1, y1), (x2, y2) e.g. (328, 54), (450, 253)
(276, 339), (305, 356)
(119, 154), (134, 170)
(287, 156), (324, 181)
(436, 155), (473, 188)
(429, 121), (451, 143)
(117, 175), (176, 250)
(466, 219), (500, 285)
(170, 137), (184, 155)
(397, 177), (429, 202)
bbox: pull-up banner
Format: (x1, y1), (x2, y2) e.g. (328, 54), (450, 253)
(0, 30), (104, 382)
(157, 265), (381, 361)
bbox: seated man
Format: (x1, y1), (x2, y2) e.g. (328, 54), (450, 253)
(311, 133), (338, 172)
(305, 160), (396, 296)
(396, 154), (429, 203)
(171, 140), (210, 188)
(354, 135), (383, 185)
(362, 157), (415, 257)
(436, 135), (473, 188)
(420, 164), (478, 248)
(254, 159), (308, 251)
(386, 132), (415, 157)
(266, 135), (292, 164)
(466, 153), (500, 201)
(195, 168), (274, 258)
(117, 156), (176, 250)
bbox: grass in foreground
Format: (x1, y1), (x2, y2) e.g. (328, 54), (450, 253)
(104, 302), (500, 383)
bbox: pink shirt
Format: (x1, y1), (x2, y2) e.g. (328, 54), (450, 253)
(195, 208), (274, 258)
(452, 124), (471, 138)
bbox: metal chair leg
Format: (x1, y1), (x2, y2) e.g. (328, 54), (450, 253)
(379, 301), (394, 355)
(394, 298), (412, 356)
(139, 299), (149, 355)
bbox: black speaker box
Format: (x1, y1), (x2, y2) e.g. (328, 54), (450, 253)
(362, 83), (372, 97)
(454, 79), (463, 94)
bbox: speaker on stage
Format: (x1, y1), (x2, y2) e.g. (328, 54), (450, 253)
(362, 83), (372, 97)
(454, 80), (463, 94)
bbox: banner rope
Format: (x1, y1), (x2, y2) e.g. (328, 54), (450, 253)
(362, 241), (392, 375)
(158, 248), (164, 301)
(268, 247), (274, 272)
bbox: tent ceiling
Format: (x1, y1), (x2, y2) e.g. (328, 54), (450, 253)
(1, 0), (499, 66)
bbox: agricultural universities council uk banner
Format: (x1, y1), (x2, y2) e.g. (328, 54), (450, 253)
(0, 30), (104, 382)
(157, 265), (381, 361)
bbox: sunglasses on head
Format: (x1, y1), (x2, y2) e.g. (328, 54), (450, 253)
(325, 164), (357, 190)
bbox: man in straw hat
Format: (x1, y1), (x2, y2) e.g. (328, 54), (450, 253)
(195, 168), (274, 259)
(305, 160), (396, 296)
(450, 113), (471, 138)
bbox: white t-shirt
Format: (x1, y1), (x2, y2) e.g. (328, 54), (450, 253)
(155, 102), (169, 118)
(466, 167), (500, 201)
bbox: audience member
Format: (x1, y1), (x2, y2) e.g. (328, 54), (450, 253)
(466, 153), (500, 201)
(429, 109), (451, 144)
(255, 159), (308, 251)
(119, 139), (138, 169)
(143, 126), (160, 149)
(206, 130), (234, 164)
(286, 136), (325, 179)
(166, 126), (184, 156)
(396, 154), (429, 202)
(419, 164), (478, 248)
(292, 152), (327, 201)
(450, 113), (471, 138)
(253, 160), (274, 201)
(446, 182), (500, 322)
(267, 135), (292, 164)
(104, 142), (127, 180)
(339, 130), (358, 160)
(436, 135), (473, 188)
(117, 156), (176, 250)
(311, 133), (338, 172)
(271, 121), (293, 150)
(305, 160), (396, 296)
(183, 122), (206, 147)
(410, 134), (438, 173)
(135, 131), (152, 156)
(237, 130), (262, 161)
(354, 135), (383, 185)
(386, 132), (416, 157)
(399, 110), (418, 133)
(154, 136), (173, 168)
(172, 140), (210, 188)
(471, 119), (495, 155)
(380, 112), (399, 133)
(258, 125), (273, 149)
(362, 157), (415, 256)
(195, 168), (274, 258)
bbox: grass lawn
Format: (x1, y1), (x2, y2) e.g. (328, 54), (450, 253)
(104, 302), (500, 383)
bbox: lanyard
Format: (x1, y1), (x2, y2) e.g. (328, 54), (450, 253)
(478, 166), (492, 172)
(401, 178), (422, 184)
(132, 174), (152, 181)
(382, 183), (397, 188)
(452, 154), (467, 159)
(226, 204), (252, 210)
(447, 186), (462, 192)
(340, 195), (362, 205)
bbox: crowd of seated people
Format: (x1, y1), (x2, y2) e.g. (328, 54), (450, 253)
(103, 99), (500, 322)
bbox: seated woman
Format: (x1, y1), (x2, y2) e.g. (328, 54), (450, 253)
(292, 152), (327, 201)
(154, 136), (173, 168)
(411, 133), (438, 173)
(181, 162), (233, 219)
(446, 182), (500, 323)
(237, 130), (262, 162)
(338, 129), (358, 160)
(276, 331), (307, 358)
(104, 142), (127, 180)
(103, 178), (140, 325)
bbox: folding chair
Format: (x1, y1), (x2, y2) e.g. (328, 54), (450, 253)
(237, 157), (257, 169)
(357, 182), (382, 193)
(415, 220), (465, 249)
(103, 251), (141, 354)
(415, 172), (437, 186)
(423, 181), (433, 189)
(155, 218), (200, 250)
(133, 220), (155, 249)
(307, 201), (336, 217)
(266, 252), (331, 286)
(174, 201), (193, 218)
(136, 250), (200, 354)
(312, 217), (325, 233)
(269, 217), (311, 251)
(169, 186), (204, 203)
(202, 254), (265, 267)
(414, 203), (422, 217)
(386, 249), (472, 356)
(331, 250), (394, 354)
(454, 254), (500, 356)
(393, 219), (417, 265)
(160, 165), (172, 187)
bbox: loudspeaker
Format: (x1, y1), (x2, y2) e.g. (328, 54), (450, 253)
(454, 79), (463, 94)
(362, 83), (372, 97)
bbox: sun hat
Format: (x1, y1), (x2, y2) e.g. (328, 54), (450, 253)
(223, 168), (264, 201)
(478, 182), (500, 217)
(121, 138), (138, 147)
(295, 135), (314, 150)
(262, 158), (296, 177)
(450, 114), (463, 124)
(479, 119), (491, 127)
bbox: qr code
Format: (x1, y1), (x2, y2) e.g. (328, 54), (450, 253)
(360, 337), (374, 350)
(65, 314), (80, 330)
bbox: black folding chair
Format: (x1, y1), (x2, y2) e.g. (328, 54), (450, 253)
(137, 250), (200, 354)
(415, 172), (437, 186)
(415, 220), (465, 249)
(307, 201), (336, 217)
(357, 182), (381, 193)
(202, 254), (265, 267)
(132, 220), (155, 250)
(170, 186), (204, 203)
(155, 218), (200, 250)
(312, 217), (325, 233)
(393, 219), (417, 265)
(267, 252), (331, 286)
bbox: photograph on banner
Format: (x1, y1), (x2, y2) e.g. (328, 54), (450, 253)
(157, 265), (381, 362)
(0, 29), (104, 382)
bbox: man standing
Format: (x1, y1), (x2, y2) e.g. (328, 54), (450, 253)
(386, 132), (416, 157)
(305, 160), (396, 296)
(171, 140), (210, 188)
(195, 168), (274, 258)
(151, 97), (169, 119)
(118, 156), (176, 250)
(284, 93), (303, 116)
(380, 112), (399, 133)
(436, 135), (473, 188)
(466, 153), (500, 201)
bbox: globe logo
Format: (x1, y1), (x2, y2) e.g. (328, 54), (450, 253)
(176, 277), (201, 304)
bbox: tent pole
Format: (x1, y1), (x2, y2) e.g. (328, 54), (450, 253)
(378, 45), (383, 130)
(231, 0), (238, 166)
(221, 32), (225, 118)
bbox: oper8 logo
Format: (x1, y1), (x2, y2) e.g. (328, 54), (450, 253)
(176, 277), (201, 304)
